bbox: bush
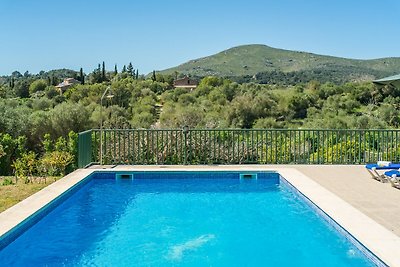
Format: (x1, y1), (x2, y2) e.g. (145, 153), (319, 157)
(39, 151), (74, 176)
(13, 151), (37, 183)
(2, 177), (14, 186)
(0, 134), (27, 175)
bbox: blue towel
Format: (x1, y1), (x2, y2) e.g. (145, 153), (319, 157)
(365, 163), (400, 170)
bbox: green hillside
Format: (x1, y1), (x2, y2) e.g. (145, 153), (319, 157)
(160, 44), (400, 82)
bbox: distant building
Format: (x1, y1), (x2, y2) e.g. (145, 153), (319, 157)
(173, 76), (198, 90)
(55, 78), (80, 93)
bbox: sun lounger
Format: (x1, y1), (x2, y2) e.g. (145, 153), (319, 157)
(365, 162), (400, 182)
(383, 170), (400, 189)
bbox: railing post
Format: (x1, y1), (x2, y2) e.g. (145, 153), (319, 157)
(78, 130), (93, 168)
(182, 126), (189, 165)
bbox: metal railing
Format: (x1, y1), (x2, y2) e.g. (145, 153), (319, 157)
(78, 128), (400, 167)
(78, 130), (93, 168)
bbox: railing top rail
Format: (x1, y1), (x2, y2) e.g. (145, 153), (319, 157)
(78, 129), (93, 135)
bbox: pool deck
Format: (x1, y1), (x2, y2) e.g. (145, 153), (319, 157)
(1, 165), (400, 266)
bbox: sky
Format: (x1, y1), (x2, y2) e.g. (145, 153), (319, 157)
(0, 0), (399, 76)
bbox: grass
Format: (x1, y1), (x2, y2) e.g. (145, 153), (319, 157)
(0, 177), (57, 213)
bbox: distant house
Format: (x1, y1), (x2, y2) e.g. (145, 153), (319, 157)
(55, 78), (80, 93)
(173, 76), (198, 90)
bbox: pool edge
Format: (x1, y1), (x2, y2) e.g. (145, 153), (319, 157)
(277, 168), (400, 267)
(1, 165), (399, 267)
(0, 168), (95, 249)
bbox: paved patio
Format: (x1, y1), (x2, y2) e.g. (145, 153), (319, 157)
(294, 165), (400, 237)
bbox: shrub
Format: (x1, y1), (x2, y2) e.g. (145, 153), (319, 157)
(39, 151), (74, 176)
(2, 177), (14, 186)
(13, 151), (37, 183)
(0, 133), (27, 176)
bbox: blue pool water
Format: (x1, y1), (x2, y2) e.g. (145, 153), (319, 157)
(0, 172), (378, 266)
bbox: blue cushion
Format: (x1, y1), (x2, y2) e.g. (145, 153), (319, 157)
(365, 163), (400, 170)
(384, 170), (400, 177)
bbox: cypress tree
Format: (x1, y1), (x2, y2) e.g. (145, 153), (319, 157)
(102, 61), (106, 81)
(136, 69), (139, 80)
(152, 70), (156, 81)
(80, 68), (84, 85)
(114, 64), (118, 75)
(122, 65), (127, 73)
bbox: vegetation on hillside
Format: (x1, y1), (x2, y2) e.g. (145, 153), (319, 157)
(160, 44), (400, 83)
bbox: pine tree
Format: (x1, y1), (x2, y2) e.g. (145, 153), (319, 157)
(127, 62), (134, 77)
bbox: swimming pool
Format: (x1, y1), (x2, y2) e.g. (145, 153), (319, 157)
(0, 171), (384, 266)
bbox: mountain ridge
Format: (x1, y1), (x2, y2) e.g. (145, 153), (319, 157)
(159, 44), (400, 82)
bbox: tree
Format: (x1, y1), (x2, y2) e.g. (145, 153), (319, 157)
(29, 79), (47, 94)
(9, 77), (15, 88)
(50, 102), (91, 137)
(136, 69), (139, 80)
(11, 71), (22, 78)
(91, 64), (102, 83)
(79, 67), (85, 85)
(288, 94), (317, 119)
(127, 62), (134, 77)
(152, 70), (156, 81)
(14, 80), (30, 98)
(122, 65), (127, 73)
(45, 86), (59, 99)
(51, 75), (60, 86)
(0, 133), (26, 175)
(102, 61), (106, 81)
(13, 151), (37, 183)
(114, 64), (118, 75)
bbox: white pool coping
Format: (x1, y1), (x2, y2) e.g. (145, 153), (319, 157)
(1, 165), (400, 266)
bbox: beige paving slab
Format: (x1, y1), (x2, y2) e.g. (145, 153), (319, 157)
(293, 165), (400, 236)
(278, 167), (400, 267)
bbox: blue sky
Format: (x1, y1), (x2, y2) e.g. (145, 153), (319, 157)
(0, 0), (399, 75)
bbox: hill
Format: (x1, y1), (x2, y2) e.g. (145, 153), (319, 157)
(159, 44), (400, 83)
